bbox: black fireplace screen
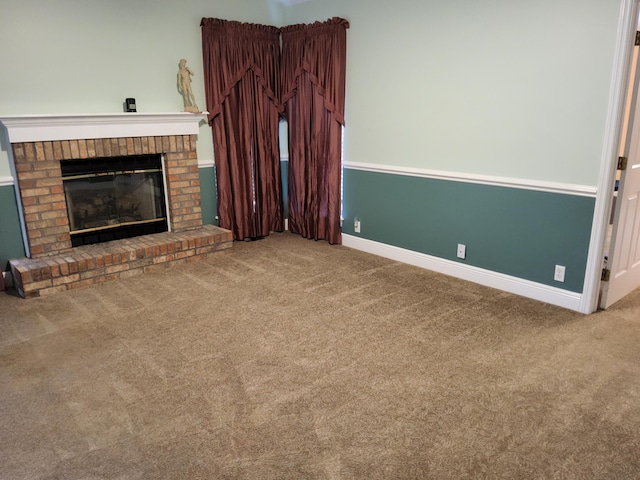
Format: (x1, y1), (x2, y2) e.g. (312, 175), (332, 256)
(61, 155), (168, 247)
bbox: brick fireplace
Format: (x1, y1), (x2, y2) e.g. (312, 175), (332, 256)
(0, 113), (232, 297)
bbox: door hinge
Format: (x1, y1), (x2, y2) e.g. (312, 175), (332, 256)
(635, 31), (640, 46)
(618, 156), (628, 171)
(601, 268), (611, 282)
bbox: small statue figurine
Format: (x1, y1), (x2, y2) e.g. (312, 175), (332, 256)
(178, 59), (199, 113)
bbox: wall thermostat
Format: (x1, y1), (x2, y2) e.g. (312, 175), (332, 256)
(125, 98), (137, 112)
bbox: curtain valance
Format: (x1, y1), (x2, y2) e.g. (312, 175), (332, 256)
(201, 17), (349, 123)
(200, 18), (282, 124)
(281, 17), (349, 125)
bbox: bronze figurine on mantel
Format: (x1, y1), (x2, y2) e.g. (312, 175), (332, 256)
(178, 59), (199, 113)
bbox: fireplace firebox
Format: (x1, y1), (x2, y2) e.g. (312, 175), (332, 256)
(61, 154), (168, 247)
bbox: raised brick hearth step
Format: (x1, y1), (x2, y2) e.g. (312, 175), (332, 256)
(9, 225), (232, 298)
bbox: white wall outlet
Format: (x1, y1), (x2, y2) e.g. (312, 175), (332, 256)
(1, 270), (13, 288)
(457, 244), (466, 259)
(554, 265), (566, 282)
(354, 218), (361, 233)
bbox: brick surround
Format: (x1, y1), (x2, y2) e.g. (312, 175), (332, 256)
(0, 113), (233, 298)
(12, 135), (202, 258)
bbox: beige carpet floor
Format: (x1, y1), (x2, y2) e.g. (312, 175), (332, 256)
(1, 231), (640, 479)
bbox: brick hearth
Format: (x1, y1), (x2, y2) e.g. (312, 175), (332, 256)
(9, 225), (232, 298)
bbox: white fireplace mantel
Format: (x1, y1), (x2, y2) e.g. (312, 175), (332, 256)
(0, 112), (209, 144)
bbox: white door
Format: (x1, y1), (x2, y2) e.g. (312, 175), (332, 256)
(601, 37), (640, 309)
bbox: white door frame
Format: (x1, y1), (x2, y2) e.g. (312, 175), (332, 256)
(582, 0), (640, 313)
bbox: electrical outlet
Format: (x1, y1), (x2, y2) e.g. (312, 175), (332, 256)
(354, 218), (361, 233)
(554, 265), (566, 282)
(457, 244), (466, 259)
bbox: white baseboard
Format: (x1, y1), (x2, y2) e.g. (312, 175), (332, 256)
(342, 234), (584, 312)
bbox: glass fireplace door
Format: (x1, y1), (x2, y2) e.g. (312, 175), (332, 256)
(62, 155), (168, 246)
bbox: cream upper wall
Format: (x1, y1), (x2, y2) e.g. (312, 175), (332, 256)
(0, 0), (284, 177)
(0, 0), (625, 185)
(283, 0), (623, 186)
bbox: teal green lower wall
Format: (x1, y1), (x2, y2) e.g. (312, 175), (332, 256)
(342, 169), (595, 293)
(6, 166), (590, 294)
(199, 167), (218, 226)
(0, 184), (26, 269)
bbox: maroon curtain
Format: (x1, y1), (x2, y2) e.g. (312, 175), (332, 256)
(281, 18), (349, 245)
(201, 18), (284, 240)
